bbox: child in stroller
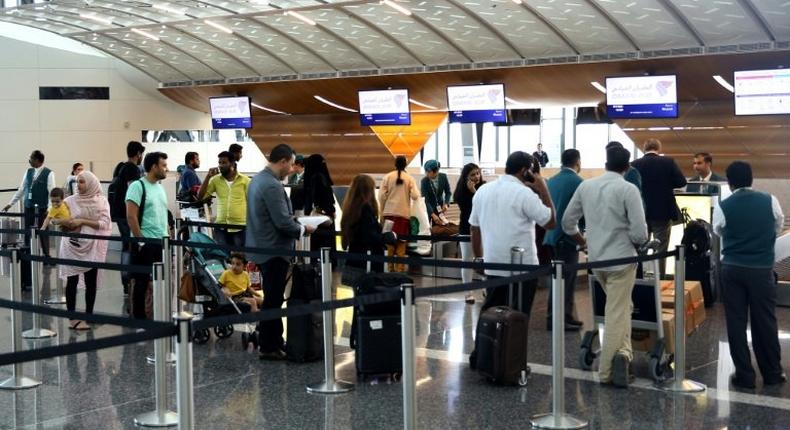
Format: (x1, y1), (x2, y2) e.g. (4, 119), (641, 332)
(183, 231), (258, 349)
(220, 253), (263, 312)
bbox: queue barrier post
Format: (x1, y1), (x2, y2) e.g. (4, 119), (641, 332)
(307, 247), (354, 395)
(134, 263), (178, 428)
(43, 229), (66, 305)
(22, 226), (56, 339)
(530, 261), (589, 429)
(174, 311), (195, 430)
(400, 283), (417, 430)
(175, 220), (184, 314)
(148, 237), (176, 365)
(0, 247), (42, 390)
(660, 245), (706, 393)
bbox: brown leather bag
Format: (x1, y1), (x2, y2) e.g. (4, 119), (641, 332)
(178, 271), (196, 303)
(431, 222), (459, 237)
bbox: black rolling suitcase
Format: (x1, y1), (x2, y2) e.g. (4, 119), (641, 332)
(470, 282), (529, 385)
(682, 219), (718, 307)
(285, 262), (323, 362)
(351, 272), (411, 378)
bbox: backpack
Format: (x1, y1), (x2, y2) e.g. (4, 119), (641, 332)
(108, 162), (132, 220)
(682, 219), (711, 259)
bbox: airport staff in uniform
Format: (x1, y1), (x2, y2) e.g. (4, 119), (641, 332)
(687, 152), (726, 194)
(714, 161), (786, 389)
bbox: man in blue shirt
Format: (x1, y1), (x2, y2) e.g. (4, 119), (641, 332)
(544, 149), (583, 331)
(178, 152), (201, 200)
(713, 161), (786, 389)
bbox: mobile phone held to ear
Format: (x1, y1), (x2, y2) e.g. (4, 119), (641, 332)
(522, 154), (538, 183)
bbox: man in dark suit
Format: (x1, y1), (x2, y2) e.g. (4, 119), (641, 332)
(687, 152), (726, 194)
(631, 138), (687, 275)
(533, 143), (549, 168)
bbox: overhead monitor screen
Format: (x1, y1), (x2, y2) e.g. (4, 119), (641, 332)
(358, 89), (411, 126)
(209, 96), (252, 129)
(734, 69), (790, 116)
(447, 83), (506, 123)
(606, 75), (678, 119)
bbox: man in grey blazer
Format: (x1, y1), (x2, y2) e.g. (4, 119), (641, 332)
(247, 143), (316, 360)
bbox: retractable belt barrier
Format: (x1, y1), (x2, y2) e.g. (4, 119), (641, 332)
(37, 229), (163, 245)
(0, 228), (27, 236)
(20, 253), (152, 274)
(0, 213), (25, 218)
(566, 250), (678, 273)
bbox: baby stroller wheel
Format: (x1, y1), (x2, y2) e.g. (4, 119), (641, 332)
(214, 325), (234, 339)
(193, 328), (210, 344)
(241, 332), (249, 349)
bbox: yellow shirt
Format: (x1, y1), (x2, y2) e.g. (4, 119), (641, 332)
(219, 269), (249, 296)
(204, 173), (251, 232)
(48, 204), (70, 220)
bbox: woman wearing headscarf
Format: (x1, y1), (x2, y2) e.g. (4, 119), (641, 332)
(302, 154), (337, 256)
(58, 171), (112, 330)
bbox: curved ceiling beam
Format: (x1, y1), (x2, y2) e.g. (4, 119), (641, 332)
(515, 2), (581, 55)
(582, 0), (641, 51)
(333, 4), (426, 66)
(441, 0), (525, 59)
(653, 0), (706, 47)
(406, 10), (474, 63)
(245, 16), (340, 71)
(736, 0), (777, 42)
(218, 28), (301, 75)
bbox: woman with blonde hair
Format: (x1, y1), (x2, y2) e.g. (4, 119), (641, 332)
(378, 156), (420, 272)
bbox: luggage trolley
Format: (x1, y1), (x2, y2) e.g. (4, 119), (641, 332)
(578, 240), (673, 382)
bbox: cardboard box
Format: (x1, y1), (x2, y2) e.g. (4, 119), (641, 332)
(661, 281), (705, 329)
(631, 311), (677, 354)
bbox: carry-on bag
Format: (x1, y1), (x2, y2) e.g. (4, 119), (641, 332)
(473, 306), (529, 385)
(285, 262), (323, 362)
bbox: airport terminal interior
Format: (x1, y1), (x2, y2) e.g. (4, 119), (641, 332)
(1, 0), (790, 428)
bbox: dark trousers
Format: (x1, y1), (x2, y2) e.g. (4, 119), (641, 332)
(257, 257), (290, 352)
(482, 276), (538, 320)
(547, 241), (579, 320)
(116, 220), (131, 288)
(721, 264), (783, 382)
(214, 228), (246, 248)
(24, 206), (49, 256)
(648, 220), (672, 276)
(130, 243), (163, 319)
(66, 268), (98, 314)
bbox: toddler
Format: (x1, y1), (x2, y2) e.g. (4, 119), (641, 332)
(219, 253), (263, 312)
(42, 188), (70, 230)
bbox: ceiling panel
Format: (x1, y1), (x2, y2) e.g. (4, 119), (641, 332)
(458, 0), (575, 58)
(523, 0), (632, 53)
(260, 11), (377, 70)
(594, 0), (700, 49)
(151, 25), (258, 77)
(72, 33), (190, 82)
(344, 2), (469, 65)
(103, 28), (224, 80)
(296, 7), (422, 68)
(669, 0), (766, 45)
(0, 14), (78, 34)
(750, 0), (790, 40)
(172, 19), (294, 76)
(230, 16), (336, 73)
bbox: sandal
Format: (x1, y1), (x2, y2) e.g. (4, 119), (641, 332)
(73, 321), (91, 331)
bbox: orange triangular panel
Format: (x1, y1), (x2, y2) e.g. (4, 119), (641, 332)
(370, 112), (447, 162)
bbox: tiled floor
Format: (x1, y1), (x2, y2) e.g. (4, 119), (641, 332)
(2, 253), (790, 429)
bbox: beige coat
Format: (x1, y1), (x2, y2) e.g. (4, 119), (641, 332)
(379, 170), (421, 219)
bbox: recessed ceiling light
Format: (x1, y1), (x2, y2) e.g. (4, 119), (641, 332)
(590, 81), (607, 94)
(712, 75), (734, 93)
(314, 95), (357, 113)
(251, 102), (289, 115)
(204, 20), (233, 33)
(409, 98), (438, 110)
(153, 4), (186, 16)
(131, 28), (160, 41)
(381, 0), (412, 16)
(79, 13), (113, 25)
(284, 11), (316, 26)
(512, 0), (523, 4)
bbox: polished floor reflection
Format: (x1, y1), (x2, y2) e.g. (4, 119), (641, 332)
(1, 253), (790, 429)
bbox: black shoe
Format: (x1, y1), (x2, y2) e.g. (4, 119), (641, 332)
(566, 317), (583, 327)
(546, 320), (581, 332)
(258, 349), (286, 361)
(764, 373), (787, 386)
(612, 354), (631, 388)
(730, 375), (756, 389)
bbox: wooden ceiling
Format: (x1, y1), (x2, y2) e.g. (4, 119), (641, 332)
(161, 50), (790, 180)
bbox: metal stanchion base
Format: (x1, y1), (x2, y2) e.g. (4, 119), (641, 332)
(0, 376), (42, 390)
(659, 379), (706, 393)
(146, 353), (176, 365)
(21, 328), (57, 339)
(43, 296), (66, 305)
(133, 410), (178, 427)
(306, 380), (355, 395)
(530, 413), (589, 429)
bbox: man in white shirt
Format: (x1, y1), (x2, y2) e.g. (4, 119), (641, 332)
(563, 146), (648, 388)
(470, 151), (555, 316)
(2, 150), (56, 257)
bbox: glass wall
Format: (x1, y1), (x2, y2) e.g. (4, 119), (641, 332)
(409, 106), (635, 170)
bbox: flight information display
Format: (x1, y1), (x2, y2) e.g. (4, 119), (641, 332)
(209, 96), (252, 129)
(358, 89), (411, 126)
(734, 69), (790, 115)
(606, 75), (678, 118)
(447, 84), (506, 123)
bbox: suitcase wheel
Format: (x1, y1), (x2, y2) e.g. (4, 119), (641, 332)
(214, 325), (234, 339)
(193, 328), (210, 344)
(241, 332), (249, 349)
(518, 371), (528, 387)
